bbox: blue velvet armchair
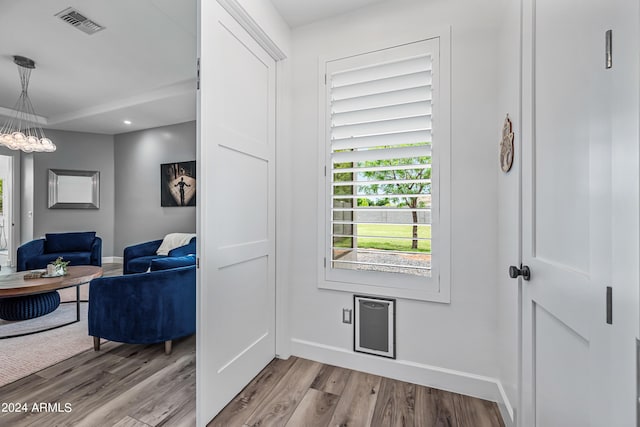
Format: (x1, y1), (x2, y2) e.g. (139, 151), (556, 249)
(88, 259), (196, 355)
(17, 231), (102, 272)
(123, 237), (196, 274)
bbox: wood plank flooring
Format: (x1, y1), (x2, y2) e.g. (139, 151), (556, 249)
(0, 262), (195, 427)
(0, 336), (504, 427)
(58, 262), (123, 302)
(0, 335), (195, 427)
(0, 263), (503, 427)
(210, 357), (505, 427)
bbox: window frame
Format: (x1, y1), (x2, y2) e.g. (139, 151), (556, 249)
(317, 31), (451, 303)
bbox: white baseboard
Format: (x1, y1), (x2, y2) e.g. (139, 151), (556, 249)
(496, 381), (515, 426)
(498, 403), (516, 427)
(102, 256), (123, 264)
(290, 338), (515, 425)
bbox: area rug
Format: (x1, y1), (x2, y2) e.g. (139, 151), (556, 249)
(0, 300), (107, 387)
(0, 264), (122, 387)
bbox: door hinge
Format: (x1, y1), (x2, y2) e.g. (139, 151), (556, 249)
(197, 257), (200, 269)
(606, 286), (613, 324)
(324, 165), (327, 176)
(605, 30), (612, 69)
(324, 73), (327, 85)
(324, 257), (326, 268)
(197, 58), (201, 90)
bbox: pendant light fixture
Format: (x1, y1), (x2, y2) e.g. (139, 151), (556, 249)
(0, 56), (56, 153)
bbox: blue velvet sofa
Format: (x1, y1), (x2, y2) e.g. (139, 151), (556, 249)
(123, 237), (196, 274)
(88, 255), (196, 355)
(17, 231), (102, 272)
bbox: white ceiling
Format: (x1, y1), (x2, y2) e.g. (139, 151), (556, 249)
(0, 0), (388, 135)
(0, 0), (197, 135)
(271, 0), (389, 28)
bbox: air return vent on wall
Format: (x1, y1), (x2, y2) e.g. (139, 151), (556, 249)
(354, 296), (396, 359)
(55, 7), (105, 35)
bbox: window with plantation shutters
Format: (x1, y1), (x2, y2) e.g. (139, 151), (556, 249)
(320, 38), (451, 302)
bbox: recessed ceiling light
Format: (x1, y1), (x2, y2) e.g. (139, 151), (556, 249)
(123, 120), (132, 125)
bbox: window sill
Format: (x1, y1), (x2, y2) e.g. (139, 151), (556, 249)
(318, 279), (450, 303)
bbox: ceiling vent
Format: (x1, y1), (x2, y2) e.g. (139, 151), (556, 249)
(55, 7), (105, 35)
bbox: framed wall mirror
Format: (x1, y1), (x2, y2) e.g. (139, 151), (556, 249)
(48, 169), (100, 209)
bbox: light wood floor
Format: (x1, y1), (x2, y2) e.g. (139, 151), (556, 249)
(102, 263), (124, 277)
(210, 357), (505, 427)
(58, 262), (123, 302)
(0, 335), (195, 427)
(0, 263), (195, 427)
(0, 337), (504, 427)
(0, 263), (504, 427)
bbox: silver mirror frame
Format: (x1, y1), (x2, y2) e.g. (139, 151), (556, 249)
(48, 169), (100, 209)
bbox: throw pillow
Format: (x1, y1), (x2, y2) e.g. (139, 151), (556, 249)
(156, 233), (196, 256)
(45, 231), (96, 253)
(150, 254), (196, 271)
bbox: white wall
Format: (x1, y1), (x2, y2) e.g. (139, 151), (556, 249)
(0, 154), (14, 263)
(287, 0), (503, 399)
(609, 0), (640, 424)
(113, 121), (196, 255)
(0, 148), (21, 266)
(0, 155), (10, 223)
(31, 129), (116, 256)
(495, 0), (520, 421)
(20, 154), (33, 244)
(15, 123), (197, 259)
(236, 0), (291, 56)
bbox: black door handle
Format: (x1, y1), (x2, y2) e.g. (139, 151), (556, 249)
(509, 264), (531, 281)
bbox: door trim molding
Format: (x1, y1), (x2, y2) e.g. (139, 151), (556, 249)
(216, 0), (287, 61)
(291, 338), (515, 425)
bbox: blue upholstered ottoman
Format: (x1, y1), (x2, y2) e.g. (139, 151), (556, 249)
(0, 291), (61, 321)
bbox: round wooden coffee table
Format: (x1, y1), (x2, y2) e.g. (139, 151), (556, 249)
(0, 265), (103, 339)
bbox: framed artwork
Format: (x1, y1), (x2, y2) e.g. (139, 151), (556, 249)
(48, 169), (100, 209)
(161, 161), (196, 207)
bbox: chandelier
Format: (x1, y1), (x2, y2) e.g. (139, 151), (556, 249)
(0, 56), (56, 153)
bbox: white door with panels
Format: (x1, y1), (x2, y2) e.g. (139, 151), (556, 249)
(520, 0), (614, 425)
(198, 1), (277, 423)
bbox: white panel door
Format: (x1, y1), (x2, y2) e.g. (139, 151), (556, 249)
(198, 1), (276, 423)
(520, 0), (613, 425)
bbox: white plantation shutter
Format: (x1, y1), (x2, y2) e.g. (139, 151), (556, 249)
(323, 39), (443, 295)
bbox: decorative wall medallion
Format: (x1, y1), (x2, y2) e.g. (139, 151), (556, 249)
(500, 114), (514, 173)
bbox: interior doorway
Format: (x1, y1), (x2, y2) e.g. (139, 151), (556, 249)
(0, 154), (13, 270)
